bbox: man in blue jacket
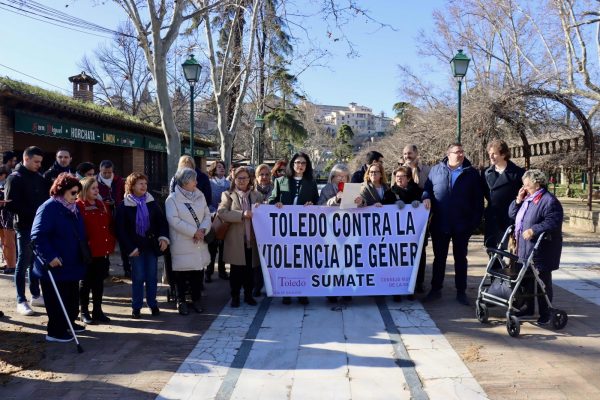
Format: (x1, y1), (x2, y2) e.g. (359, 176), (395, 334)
(422, 143), (483, 305)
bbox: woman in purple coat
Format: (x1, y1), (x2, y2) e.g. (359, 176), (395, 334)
(508, 169), (563, 325)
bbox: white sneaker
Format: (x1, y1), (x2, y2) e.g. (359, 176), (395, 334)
(17, 302), (35, 316)
(31, 295), (45, 307)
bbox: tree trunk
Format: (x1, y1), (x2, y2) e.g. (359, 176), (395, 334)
(153, 54), (181, 180)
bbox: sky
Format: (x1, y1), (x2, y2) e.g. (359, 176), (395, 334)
(0, 1), (448, 118)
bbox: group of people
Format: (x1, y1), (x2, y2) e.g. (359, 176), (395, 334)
(346, 140), (562, 324)
(0, 137), (563, 342)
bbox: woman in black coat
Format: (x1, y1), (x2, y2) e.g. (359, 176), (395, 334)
(268, 152), (319, 305)
(482, 140), (525, 248)
(115, 173), (169, 319)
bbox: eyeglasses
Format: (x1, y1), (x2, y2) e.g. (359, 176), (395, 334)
(294, 161), (307, 165)
(449, 150), (464, 155)
(69, 190), (79, 195)
(236, 176), (250, 181)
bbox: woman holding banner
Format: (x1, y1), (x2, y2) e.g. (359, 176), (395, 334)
(218, 167), (264, 308)
(269, 152), (319, 305)
(386, 166), (425, 301)
(318, 163), (361, 304)
(360, 162), (391, 206)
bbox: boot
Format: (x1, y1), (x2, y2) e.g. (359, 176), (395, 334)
(92, 308), (111, 323)
(80, 307), (93, 324)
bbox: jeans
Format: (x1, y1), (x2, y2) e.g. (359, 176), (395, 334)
(15, 229), (40, 303)
(130, 251), (158, 310)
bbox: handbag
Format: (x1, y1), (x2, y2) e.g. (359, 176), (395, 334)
(211, 214), (230, 241)
(183, 203), (214, 244)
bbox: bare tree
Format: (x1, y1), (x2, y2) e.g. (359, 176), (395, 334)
(113, 0), (224, 178)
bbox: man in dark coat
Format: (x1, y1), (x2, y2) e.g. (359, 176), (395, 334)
(5, 146), (50, 315)
(422, 143), (484, 306)
(482, 139), (525, 248)
(43, 149), (75, 182)
(351, 150), (383, 183)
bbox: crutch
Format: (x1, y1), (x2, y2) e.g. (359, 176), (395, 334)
(33, 246), (85, 353)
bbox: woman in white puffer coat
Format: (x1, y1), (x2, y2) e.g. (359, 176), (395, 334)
(165, 168), (211, 316)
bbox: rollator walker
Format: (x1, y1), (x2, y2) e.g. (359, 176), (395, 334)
(475, 225), (568, 337)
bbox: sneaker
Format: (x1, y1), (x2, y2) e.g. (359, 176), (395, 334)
(17, 302), (35, 316)
(150, 306), (160, 316)
(537, 315), (550, 325)
(31, 295), (45, 307)
(46, 332), (73, 343)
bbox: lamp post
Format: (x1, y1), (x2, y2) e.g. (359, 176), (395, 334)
(181, 55), (202, 159)
(252, 114), (265, 165)
(450, 49), (470, 144)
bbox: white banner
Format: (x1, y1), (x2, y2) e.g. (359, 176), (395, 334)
(253, 205), (429, 297)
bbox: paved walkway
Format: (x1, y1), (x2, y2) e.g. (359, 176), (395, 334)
(1, 227), (599, 399)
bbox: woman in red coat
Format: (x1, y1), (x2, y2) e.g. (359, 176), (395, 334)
(76, 177), (116, 324)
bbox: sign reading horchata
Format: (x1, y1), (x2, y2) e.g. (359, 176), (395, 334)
(253, 205), (429, 297)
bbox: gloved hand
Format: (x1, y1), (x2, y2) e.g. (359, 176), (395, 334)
(411, 200), (420, 208)
(395, 200), (406, 209)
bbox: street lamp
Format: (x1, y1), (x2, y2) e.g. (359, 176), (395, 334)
(182, 54), (202, 159)
(450, 49), (470, 144)
(253, 114), (265, 165)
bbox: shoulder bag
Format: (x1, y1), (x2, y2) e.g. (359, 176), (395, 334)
(183, 203), (214, 244)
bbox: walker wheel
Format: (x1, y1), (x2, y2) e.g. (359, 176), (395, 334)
(507, 315), (520, 337)
(476, 303), (489, 323)
(552, 310), (568, 330)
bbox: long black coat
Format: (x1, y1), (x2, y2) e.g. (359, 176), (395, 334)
(482, 161), (524, 247)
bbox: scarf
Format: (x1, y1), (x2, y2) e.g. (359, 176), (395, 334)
(211, 176), (228, 188)
(256, 183), (273, 196)
(514, 188), (545, 240)
(52, 161), (72, 174)
(235, 189), (253, 247)
(177, 185), (197, 201)
(127, 193), (150, 236)
(97, 173), (114, 188)
(53, 195), (78, 214)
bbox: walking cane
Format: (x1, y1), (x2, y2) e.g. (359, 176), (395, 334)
(46, 268), (84, 353)
(31, 242), (84, 353)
